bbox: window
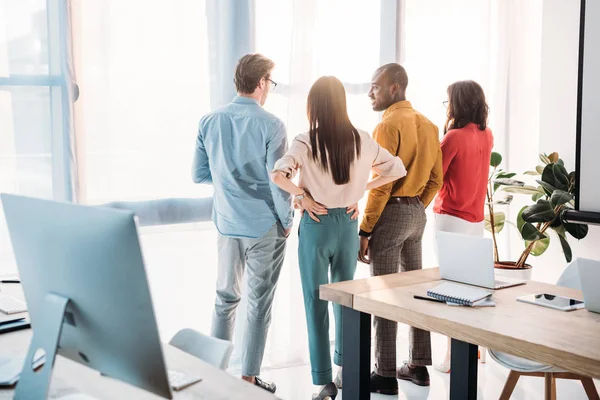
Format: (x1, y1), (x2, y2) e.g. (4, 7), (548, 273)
(0, 0), (71, 274)
(255, 0), (383, 136)
(75, 0), (212, 205)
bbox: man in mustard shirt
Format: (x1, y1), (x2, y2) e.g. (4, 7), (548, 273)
(358, 63), (442, 394)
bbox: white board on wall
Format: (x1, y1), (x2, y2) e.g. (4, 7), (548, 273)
(578, 0), (600, 213)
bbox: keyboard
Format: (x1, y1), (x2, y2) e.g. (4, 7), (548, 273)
(0, 295), (27, 314)
(168, 370), (202, 391)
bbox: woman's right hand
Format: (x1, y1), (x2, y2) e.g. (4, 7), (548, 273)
(300, 192), (328, 222)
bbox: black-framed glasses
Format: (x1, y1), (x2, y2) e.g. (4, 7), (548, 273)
(442, 100), (449, 108)
(267, 78), (278, 90)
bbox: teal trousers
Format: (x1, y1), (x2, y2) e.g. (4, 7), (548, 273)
(298, 208), (359, 385)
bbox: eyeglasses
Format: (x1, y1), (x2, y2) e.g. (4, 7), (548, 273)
(267, 78), (278, 90)
(442, 100), (449, 108)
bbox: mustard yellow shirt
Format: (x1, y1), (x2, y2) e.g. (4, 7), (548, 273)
(360, 101), (443, 233)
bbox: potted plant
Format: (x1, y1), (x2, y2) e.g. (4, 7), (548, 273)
(500, 152), (589, 277)
(484, 152), (531, 279)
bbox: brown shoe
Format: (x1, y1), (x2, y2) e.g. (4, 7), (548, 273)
(397, 361), (430, 387)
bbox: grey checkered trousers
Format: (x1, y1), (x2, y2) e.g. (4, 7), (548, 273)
(369, 201), (432, 378)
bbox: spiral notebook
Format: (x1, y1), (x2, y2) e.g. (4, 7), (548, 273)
(427, 282), (492, 306)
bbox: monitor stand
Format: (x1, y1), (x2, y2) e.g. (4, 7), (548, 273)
(14, 293), (98, 400)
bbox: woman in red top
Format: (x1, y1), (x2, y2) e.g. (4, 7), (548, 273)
(433, 80), (493, 373)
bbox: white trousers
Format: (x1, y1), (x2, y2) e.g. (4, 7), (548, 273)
(434, 213), (484, 237)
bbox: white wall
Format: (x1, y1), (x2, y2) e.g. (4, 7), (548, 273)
(532, 0), (600, 283)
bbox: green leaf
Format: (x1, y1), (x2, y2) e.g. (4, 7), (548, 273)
(490, 152), (502, 167)
(524, 170), (541, 176)
(541, 164), (558, 190)
(522, 200), (556, 223)
(517, 206), (527, 232)
(550, 213), (563, 228)
(536, 165), (545, 174)
(495, 178), (524, 186)
(536, 179), (556, 196)
(492, 195), (513, 205)
(494, 178), (524, 192)
(520, 222), (547, 241)
(552, 163), (569, 191)
(552, 224), (566, 236)
(550, 190), (573, 208)
(564, 222), (589, 240)
(540, 153), (551, 164)
(484, 212), (506, 233)
(526, 236), (550, 257)
(557, 159), (564, 166)
(496, 172), (517, 179)
(532, 191), (545, 202)
(503, 185), (544, 195)
(558, 234), (572, 263)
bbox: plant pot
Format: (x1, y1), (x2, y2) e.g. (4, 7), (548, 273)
(494, 261), (533, 281)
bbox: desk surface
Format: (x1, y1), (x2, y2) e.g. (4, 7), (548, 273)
(321, 268), (600, 379)
(0, 284), (276, 400)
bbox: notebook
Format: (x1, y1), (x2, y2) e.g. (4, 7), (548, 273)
(447, 298), (496, 307)
(427, 282), (492, 306)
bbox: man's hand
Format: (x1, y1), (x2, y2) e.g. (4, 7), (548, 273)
(358, 236), (370, 264)
(346, 203), (359, 220)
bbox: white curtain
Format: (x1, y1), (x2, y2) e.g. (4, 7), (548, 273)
(0, 0), (76, 276)
(401, 0), (543, 268)
(70, 0), (219, 343)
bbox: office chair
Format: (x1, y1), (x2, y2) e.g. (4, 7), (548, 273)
(490, 259), (600, 400)
(169, 328), (234, 370)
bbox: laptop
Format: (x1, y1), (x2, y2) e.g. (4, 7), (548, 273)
(436, 231), (527, 290)
(578, 257), (600, 314)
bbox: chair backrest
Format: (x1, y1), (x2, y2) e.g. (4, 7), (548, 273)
(169, 328), (234, 370)
(556, 259), (582, 290)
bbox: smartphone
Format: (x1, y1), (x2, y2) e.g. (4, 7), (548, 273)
(517, 293), (585, 311)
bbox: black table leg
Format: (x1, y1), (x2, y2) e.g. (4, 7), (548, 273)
(450, 338), (478, 400)
(342, 307), (371, 400)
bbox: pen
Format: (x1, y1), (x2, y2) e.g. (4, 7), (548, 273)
(413, 295), (445, 303)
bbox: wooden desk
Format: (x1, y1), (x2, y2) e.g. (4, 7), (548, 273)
(0, 285), (276, 400)
(320, 268), (600, 400)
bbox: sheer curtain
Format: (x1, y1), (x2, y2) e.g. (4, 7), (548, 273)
(402, 0), (543, 268)
(0, 0), (76, 276)
(70, 0), (219, 346)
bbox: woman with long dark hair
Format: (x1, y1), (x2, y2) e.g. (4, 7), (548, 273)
(433, 80), (494, 373)
(271, 76), (406, 399)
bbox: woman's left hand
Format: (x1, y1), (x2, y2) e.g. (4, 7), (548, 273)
(346, 203), (359, 220)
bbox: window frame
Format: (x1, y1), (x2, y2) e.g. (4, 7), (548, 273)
(0, 0), (74, 202)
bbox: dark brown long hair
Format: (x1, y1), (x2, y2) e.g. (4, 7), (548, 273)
(444, 80), (489, 134)
(307, 76), (361, 185)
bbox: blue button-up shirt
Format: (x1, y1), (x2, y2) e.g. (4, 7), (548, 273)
(192, 96), (294, 238)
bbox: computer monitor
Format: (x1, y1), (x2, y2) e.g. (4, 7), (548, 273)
(1, 194), (172, 399)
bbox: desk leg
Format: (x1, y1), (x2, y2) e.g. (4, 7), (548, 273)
(342, 307), (370, 400)
(450, 339), (478, 400)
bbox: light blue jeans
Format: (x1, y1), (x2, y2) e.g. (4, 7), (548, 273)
(211, 222), (287, 376)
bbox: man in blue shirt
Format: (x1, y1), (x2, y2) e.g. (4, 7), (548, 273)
(192, 53), (293, 393)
